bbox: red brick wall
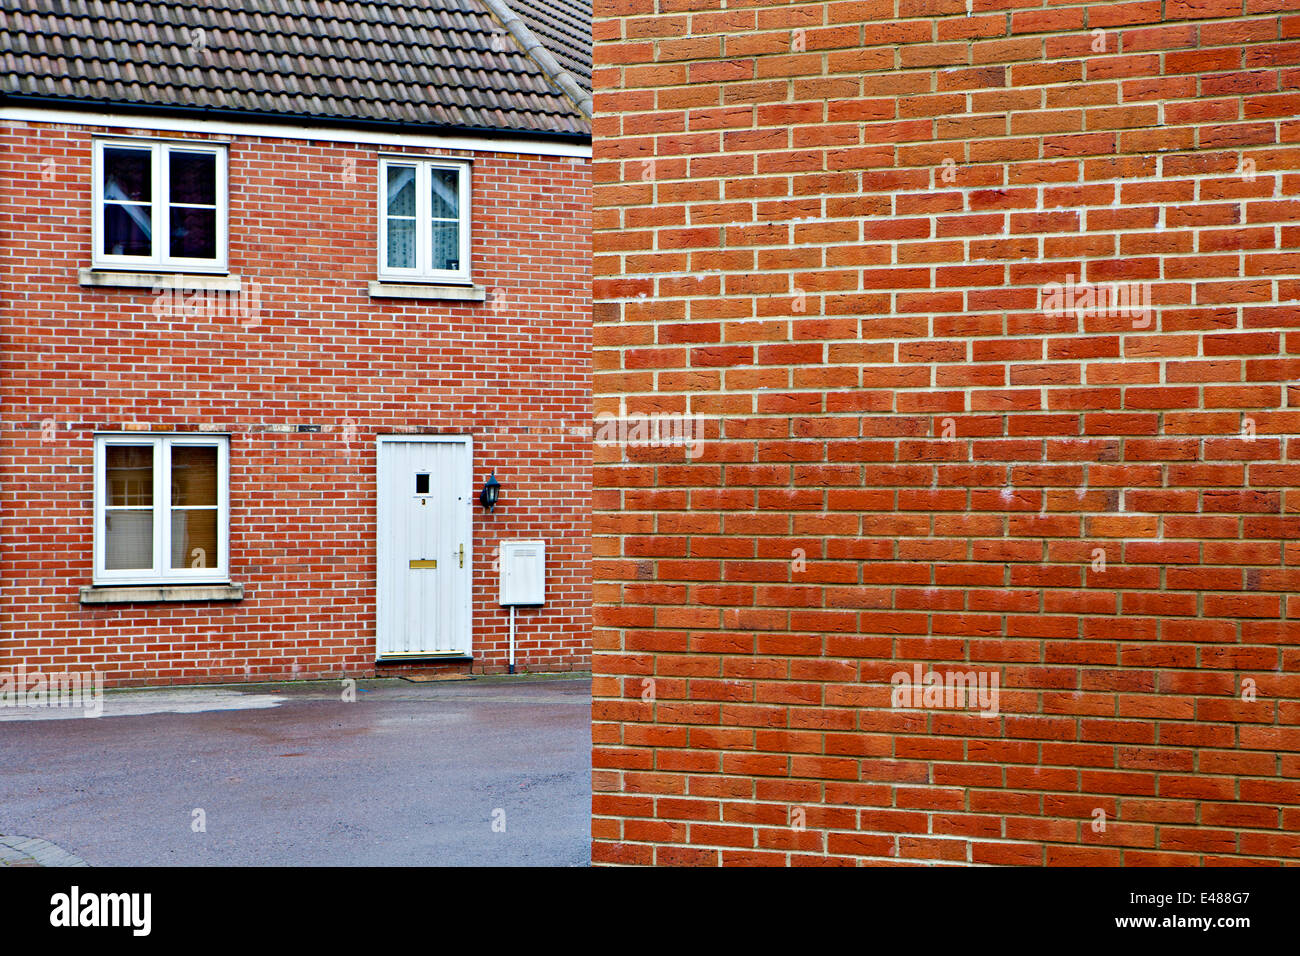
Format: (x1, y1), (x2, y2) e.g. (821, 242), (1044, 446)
(592, 0), (1300, 864)
(1, 116), (591, 687)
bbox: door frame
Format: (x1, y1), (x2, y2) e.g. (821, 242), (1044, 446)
(375, 434), (474, 661)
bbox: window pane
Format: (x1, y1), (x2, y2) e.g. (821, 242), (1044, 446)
(103, 147), (151, 202)
(386, 165), (416, 216)
(169, 151), (216, 205)
(171, 508), (218, 569)
(387, 218), (416, 269)
(103, 204), (152, 257)
(106, 445), (153, 506)
(431, 221), (459, 272)
(430, 167), (459, 220)
(171, 446), (218, 506)
(105, 510), (153, 570)
(169, 206), (216, 259)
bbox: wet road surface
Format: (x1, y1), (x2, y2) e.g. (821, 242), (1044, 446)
(0, 676), (591, 866)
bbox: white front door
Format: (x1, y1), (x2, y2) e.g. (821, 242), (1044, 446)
(376, 436), (472, 659)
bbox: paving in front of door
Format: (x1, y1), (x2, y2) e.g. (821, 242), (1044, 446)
(0, 676), (591, 866)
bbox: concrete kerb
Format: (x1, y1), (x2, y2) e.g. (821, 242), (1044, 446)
(0, 835), (90, 867)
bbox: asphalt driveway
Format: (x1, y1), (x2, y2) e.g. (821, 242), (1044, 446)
(0, 675), (591, 866)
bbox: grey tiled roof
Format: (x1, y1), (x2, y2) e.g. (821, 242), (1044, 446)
(507, 0), (590, 97)
(0, 0), (590, 138)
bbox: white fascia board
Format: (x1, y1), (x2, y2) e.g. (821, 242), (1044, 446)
(0, 106), (592, 159)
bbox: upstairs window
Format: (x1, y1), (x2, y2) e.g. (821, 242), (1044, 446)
(93, 434), (230, 585)
(93, 139), (228, 272)
(378, 156), (471, 284)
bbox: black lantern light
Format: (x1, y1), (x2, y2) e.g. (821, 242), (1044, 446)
(480, 472), (500, 513)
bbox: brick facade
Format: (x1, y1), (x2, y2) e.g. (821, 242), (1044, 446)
(2, 116), (592, 687)
(593, 0), (1300, 864)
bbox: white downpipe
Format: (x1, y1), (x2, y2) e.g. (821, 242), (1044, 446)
(509, 605), (516, 675)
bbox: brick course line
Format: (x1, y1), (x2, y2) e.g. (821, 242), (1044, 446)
(592, 0), (1300, 867)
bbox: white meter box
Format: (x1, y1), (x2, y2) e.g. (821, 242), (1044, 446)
(499, 539), (545, 606)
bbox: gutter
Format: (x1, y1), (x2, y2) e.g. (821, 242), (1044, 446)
(479, 0), (592, 121)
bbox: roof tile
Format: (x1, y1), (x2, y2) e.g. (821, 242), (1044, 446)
(0, 0), (590, 137)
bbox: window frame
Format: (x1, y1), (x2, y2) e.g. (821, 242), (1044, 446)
(376, 155), (472, 285)
(92, 138), (229, 273)
(92, 434), (231, 586)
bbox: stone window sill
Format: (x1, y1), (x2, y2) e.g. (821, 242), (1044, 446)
(79, 583), (244, 605)
(368, 280), (486, 302)
(79, 268), (240, 291)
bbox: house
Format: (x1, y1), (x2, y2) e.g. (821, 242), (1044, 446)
(0, 0), (592, 687)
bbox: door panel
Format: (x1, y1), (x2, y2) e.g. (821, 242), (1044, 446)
(377, 438), (471, 658)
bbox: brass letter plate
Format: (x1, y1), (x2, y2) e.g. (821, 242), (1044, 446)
(409, 559), (438, 569)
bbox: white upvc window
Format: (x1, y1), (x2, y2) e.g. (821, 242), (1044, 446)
(92, 138), (228, 272)
(92, 434), (231, 586)
(377, 156), (471, 284)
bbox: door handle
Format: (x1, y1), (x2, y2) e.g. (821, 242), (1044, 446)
(459, 544), (464, 568)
